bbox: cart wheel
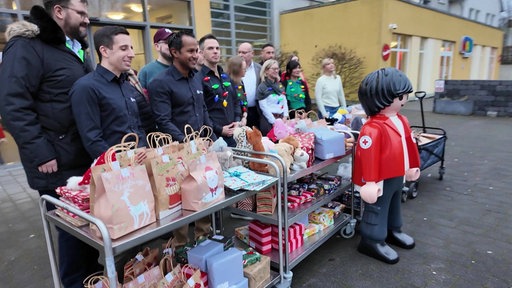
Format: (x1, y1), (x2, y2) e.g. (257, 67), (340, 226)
(408, 182), (419, 199)
(401, 188), (408, 203)
(438, 167), (445, 180)
(340, 224), (355, 239)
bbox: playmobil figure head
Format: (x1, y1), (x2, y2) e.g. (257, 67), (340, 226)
(358, 67), (413, 116)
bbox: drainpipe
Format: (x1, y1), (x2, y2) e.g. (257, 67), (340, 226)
(271, 0), (280, 50)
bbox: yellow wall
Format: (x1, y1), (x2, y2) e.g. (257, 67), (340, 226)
(280, 0), (503, 95)
(193, 0), (212, 38)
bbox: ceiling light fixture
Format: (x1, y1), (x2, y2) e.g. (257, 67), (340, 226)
(105, 12), (127, 20)
(128, 4), (144, 13)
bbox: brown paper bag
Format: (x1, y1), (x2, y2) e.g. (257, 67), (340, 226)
(244, 254), (270, 288)
(91, 144), (156, 239)
(181, 152), (225, 211)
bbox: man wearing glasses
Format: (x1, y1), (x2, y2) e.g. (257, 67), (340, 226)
(138, 28), (174, 90)
(0, 1), (102, 287)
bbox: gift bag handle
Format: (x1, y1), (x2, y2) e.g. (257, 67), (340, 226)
(105, 143), (135, 168)
(305, 110), (319, 121)
(147, 132), (173, 148)
(121, 132), (139, 147)
(83, 271), (111, 288)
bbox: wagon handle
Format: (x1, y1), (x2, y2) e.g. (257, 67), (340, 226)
(415, 91), (427, 132)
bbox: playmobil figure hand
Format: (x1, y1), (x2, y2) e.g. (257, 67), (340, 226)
(405, 168), (420, 182)
(360, 182), (381, 204)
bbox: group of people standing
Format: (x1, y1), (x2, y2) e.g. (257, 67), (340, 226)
(0, 0), (350, 287)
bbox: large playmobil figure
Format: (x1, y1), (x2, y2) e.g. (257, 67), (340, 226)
(353, 67), (421, 264)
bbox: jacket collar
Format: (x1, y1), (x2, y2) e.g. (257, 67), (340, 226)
(26, 5), (88, 49)
(371, 113), (404, 135)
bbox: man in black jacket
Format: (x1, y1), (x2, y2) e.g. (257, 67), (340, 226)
(0, 1), (101, 287)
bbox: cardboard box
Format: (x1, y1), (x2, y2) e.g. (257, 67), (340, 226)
(244, 255), (270, 288)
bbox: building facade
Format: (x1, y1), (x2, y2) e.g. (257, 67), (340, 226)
(279, 0), (503, 97)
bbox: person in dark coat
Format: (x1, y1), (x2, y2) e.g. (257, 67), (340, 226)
(0, 2), (102, 287)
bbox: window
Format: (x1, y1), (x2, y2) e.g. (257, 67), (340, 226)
(390, 34), (409, 73)
(211, 0), (271, 58)
(439, 41), (454, 80)
(469, 8), (474, 19)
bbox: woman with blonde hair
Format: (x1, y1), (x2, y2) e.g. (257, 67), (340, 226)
(227, 55), (248, 126)
(256, 59), (288, 135)
(315, 58), (347, 118)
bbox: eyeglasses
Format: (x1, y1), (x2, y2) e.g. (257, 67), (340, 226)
(269, 67), (279, 71)
(61, 6), (89, 20)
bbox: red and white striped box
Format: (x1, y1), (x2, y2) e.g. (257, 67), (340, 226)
(249, 221), (272, 254)
(271, 236), (304, 253)
(271, 223), (305, 241)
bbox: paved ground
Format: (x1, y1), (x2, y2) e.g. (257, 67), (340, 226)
(1, 98), (511, 288)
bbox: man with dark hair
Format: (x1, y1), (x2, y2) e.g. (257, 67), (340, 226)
(0, 1), (101, 287)
(260, 43), (276, 65)
(149, 31), (214, 264)
(198, 33), (242, 147)
(71, 26), (148, 160)
(138, 28), (173, 89)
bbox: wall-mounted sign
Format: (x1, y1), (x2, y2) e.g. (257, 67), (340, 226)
(434, 80), (445, 93)
(382, 44), (391, 61)
(460, 36), (473, 58)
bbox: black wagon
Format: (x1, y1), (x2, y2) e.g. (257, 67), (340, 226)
(402, 91), (447, 202)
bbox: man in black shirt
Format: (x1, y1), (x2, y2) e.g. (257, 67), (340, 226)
(149, 31), (215, 142)
(71, 26), (148, 159)
(149, 31), (213, 263)
(198, 34), (242, 147)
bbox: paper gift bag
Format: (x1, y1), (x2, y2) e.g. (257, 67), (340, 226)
(158, 255), (185, 288)
(123, 265), (162, 288)
(91, 145), (156, 239)
(150, 154), (188, 218)
(181, 152), (225, 211)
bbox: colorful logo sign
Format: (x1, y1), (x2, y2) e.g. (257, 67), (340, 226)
(460, 36), (473, 58)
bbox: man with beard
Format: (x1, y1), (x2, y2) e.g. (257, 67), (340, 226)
(0, 1), (102, 287)
(149, 31), (215, 264)
(138, 28), (173, 89)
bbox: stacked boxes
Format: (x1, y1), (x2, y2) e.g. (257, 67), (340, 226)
(271, 223), (305, 253)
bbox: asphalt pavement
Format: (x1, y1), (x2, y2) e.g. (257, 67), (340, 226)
(1, 98), (511, 288)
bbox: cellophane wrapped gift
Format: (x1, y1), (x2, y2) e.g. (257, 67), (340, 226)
(308, 207), (335, 230)
(291, 132), (315, 167)
(223, 166), (275, 191)
(235, 225), (250, 245)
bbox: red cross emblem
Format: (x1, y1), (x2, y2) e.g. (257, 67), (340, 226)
(359, 135), (372, 149)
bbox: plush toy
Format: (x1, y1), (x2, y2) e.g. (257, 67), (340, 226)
(209, 137), (242, 170)
(353, 67), (421, 265)
(246, 126), (268, 173)
(267, 118), (293, 142)
(209, 137), (228, 152)
(290, 148), (309, 171)
(294, 119), (308, 133)
(261, 136), (275, 152)
(272, 142), (294, 175)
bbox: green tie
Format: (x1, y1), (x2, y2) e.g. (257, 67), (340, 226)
(65, 42), (84, 62)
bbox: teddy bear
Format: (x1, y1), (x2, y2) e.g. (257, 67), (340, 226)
(291, 148), (309, 171)
(209, 137), (242, 170)
(271, 142), (294, 176)
(245, 127), (269, 173)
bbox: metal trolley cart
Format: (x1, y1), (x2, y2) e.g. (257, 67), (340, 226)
(227, 145), (357, 288)
(39, 156), (284, 288)
(402, 91), (447, 202)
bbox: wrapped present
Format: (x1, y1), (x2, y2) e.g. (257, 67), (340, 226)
(235, 225), (250, 245)
(231, 277), (249, 288)
(256, 185), (277, 215)
(271, 223), (305, 241)
(271, 236), (304, 253)
(241, 248), (261, 268)
(287, 202), (299, 209)
(291, 132), (315, 167)
(323, 201), (346, 218)
(309, 208), (335, 229)
(210, 234), (235, 250)
(244, 254), (270, 288)
(317, 174), (342, 187)
(234, 195), (256, 211)
(304, 223), (323, 238)
(207, 248), (245, 288)
(307, 127), (345, 160)
(223, 166), (275, 191)
(307, 183), (325, 197)
(187, 239), (224, 272)
(315, 179), (337, 194)
(248, 221), (272, 254)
